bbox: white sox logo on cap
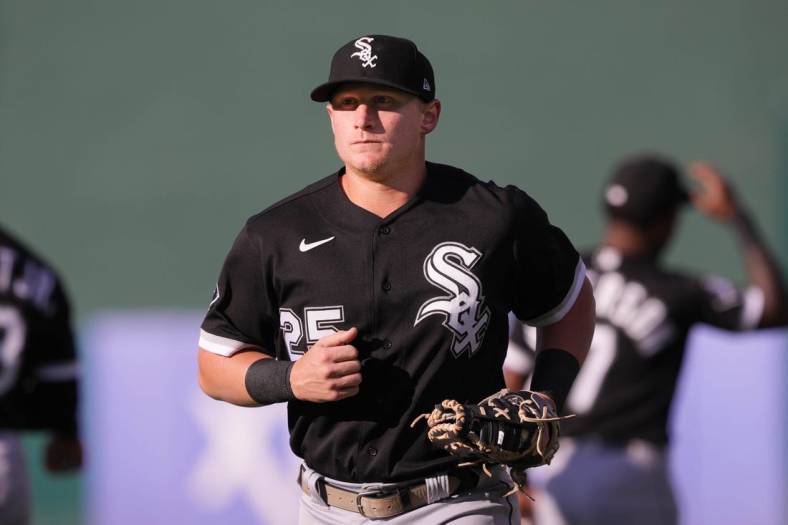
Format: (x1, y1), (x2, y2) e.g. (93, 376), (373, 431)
(311, 35), (435, 102)
(350, 36), (377, 68)
(415, 242), (491, 357)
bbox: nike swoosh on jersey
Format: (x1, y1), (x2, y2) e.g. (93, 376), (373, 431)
(299, 236), (335, 252)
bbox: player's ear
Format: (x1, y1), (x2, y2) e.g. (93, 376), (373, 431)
(421, 99), (441, 135)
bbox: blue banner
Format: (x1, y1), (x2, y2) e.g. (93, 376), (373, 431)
(83, 311), (301, 525)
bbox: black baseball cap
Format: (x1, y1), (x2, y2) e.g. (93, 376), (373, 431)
(603, 154), (690, 226)
(310, 35), (435, 103)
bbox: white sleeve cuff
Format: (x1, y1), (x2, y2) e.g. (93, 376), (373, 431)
(198, 329), (263, 356)
(740, 286), (765, 330)
(526, 258), (587, 327)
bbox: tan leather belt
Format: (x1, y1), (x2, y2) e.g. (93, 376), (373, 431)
(299, 468), (467, 519)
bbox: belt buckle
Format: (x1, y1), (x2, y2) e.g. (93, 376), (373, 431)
(354, 486), (406, 519)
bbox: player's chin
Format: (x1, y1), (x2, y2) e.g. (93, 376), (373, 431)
(348, 156), (389, 177)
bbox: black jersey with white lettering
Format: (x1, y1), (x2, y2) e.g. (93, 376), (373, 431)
(561, 247), (763, 446)
(0, 226), (78, 434)
(200, 162), (584, 483)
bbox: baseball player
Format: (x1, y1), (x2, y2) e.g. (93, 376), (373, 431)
(0, 224), (82, 525)
(505, 155), (788, 525)
(198, 34), (595, 524)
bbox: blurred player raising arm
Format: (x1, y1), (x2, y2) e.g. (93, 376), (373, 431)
(507, 155), (787, 525)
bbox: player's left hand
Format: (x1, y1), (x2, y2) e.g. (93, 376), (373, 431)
(44, 434), (83, 472)
(688, 162), (739, 222)
(412, 389), (569, 492)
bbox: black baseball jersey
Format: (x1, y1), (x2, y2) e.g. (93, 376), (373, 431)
(200, 162), (584, 483)
(0, 225), (78, 434)
(560, 246), (763, 446)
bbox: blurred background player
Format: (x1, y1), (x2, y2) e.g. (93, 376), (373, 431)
(504, 154), (788, 525)
(0, 225), (82, 525)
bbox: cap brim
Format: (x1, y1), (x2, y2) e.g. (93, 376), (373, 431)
(310, 77), (429, 102)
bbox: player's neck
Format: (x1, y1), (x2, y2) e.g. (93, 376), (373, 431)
(341, 162), (428, 219)
(602, 223), (663, 260)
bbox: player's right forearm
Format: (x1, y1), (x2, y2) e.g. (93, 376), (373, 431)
(197, 348), (269, 406)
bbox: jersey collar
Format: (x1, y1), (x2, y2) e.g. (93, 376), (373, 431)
(318, 164), (436, 233)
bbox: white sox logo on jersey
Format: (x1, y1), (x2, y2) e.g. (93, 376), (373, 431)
(415, 242), (491, 357)
(350, 37), (377, 68)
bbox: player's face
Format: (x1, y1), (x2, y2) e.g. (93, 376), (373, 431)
(649, 210), (680, 256)
(327, 84), (440, 178)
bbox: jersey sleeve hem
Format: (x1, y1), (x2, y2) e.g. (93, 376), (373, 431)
(525, 258), (586, 327)
(199, 329), (265, 356)
(740, 286), (765, 329)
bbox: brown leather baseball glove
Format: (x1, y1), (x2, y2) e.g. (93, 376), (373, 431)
(412, 389), (571, 491)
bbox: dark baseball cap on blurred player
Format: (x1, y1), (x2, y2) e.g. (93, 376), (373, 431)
(311, 35), (435, 102)
(603, 154), (690, 226)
